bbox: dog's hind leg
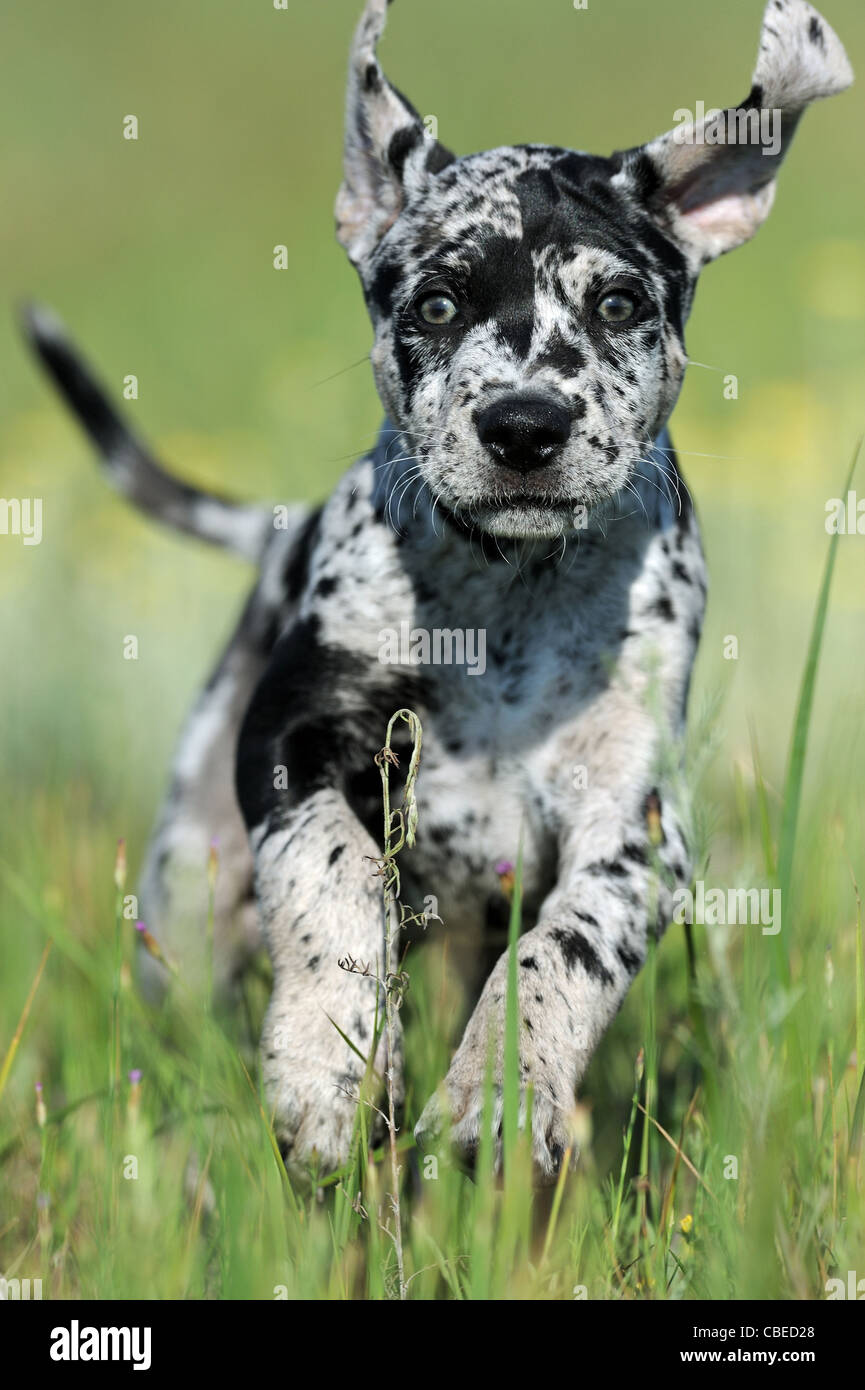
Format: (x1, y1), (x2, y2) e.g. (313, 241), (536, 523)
(134, 504), (320, 1005)
(135, 598), (271, 1006)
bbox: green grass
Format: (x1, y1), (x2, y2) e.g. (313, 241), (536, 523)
(2, 0), (865, 1301)
(2, 468), (865, 1299)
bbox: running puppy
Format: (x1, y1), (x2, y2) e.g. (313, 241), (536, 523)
(25, 0), (852, 1177)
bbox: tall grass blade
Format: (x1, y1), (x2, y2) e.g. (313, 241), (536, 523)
(776, 439), (862, 977)
(0, 940), (52, 1106)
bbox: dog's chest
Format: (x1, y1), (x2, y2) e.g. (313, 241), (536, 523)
(406, 727), (557, 934)
(386, 604), (615, 931)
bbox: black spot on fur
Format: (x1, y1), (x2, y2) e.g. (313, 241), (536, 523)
(623, 842), (648, 866)
(551, 927), (614, 986)
(586, 857), (629, 880)
(426, 141), (456, 174)
(367, 257), (401, 317)
(236, 613), (423, 838)
(388, 124), (422, 179)
(652, 593), (675, 621)
(283, 508), (323, 603)
(616, 943), (642, 974)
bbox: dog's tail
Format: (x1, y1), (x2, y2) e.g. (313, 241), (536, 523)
(21, 302), (273, 562)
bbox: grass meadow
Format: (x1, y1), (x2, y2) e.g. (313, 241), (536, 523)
(1, 0), (865, 1300)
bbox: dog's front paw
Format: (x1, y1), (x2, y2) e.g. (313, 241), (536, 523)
(270, 1062), (403, 1175)
(415, 1053), (579, 1185)
(262, 999), (388, 1176)
(266, 1060), (360, 1175)
(415, 947), (583, 1182)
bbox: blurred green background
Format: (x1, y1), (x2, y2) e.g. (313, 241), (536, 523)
(1, 0), (864, 1300)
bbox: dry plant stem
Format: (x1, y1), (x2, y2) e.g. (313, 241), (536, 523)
(375, 708), (423, 1302)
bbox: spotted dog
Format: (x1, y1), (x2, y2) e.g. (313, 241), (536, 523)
(25, 0), (852, 1178)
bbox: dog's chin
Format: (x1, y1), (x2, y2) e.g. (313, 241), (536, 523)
(471, 502), (574, 540)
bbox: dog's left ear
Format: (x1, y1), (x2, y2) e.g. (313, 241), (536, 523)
(615, 0), (853, 268)
(336, 0), (454, 268)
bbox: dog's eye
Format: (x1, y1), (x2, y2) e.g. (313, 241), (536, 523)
(417, 293), (459, 326)
(596, 292), (636, 324)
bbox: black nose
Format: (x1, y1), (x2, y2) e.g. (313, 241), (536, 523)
(476, 395), (571, 472)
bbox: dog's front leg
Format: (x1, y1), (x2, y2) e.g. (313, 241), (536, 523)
(249, 787), (392, 1173)
(417, 790), (689, 1182)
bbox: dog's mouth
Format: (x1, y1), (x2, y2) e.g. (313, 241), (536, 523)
(456, 495), (587, 541)
(492, 493), (575, 508)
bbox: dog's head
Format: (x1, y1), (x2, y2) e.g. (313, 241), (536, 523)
(337, 0), (852, 539)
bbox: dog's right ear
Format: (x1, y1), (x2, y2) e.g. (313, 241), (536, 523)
(336, 0), (454, 269)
